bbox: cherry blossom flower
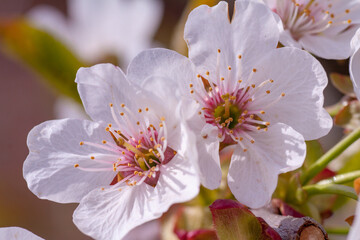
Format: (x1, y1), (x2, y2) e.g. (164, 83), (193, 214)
(350, 28), (360, 99)
(28, 0), (163, 65)
(23, 63), (199, 239)
(135, 0), (331, 208)
(0, 227), (43, 240)
(264, 0), (360, 59)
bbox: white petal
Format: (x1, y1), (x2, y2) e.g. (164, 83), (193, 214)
(127, 48), (195, 98)
(228, 123), (306, 208)
(73, 154), (199, 240)
(249, 47), (332, 140)
(299, 27), (358, 60)
(279, 30), (303, 49)
(232, 0), (280, 79)
(76, 63), (140, 123)
(0, 227), (43, 240)
(348, 196), (360, 240)
(24, 119), (115, 203)
(350, 47), (360, 100)
(184, 1), (236, 80)
(184, 0), (279, 80)
(196, 124), (222, 189)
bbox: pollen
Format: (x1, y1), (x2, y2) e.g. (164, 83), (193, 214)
(260, 111), (265, 114)
(74, 164), (79, 168)
(206, 71), (210, 75)
(121, 103), (125, 108)
(250, 140), (255, 144)
(221, 77), (225, 81)
(266, 90), (270, 94)
(252, 68), (257, 72)
(138, 109), (142, 113)
(281, 92), (286, 97)
(102, 140), (107, 144)
(348, 19), (352, 24)
(120, 112), (124, 116)
(346, 9), (350, 13)
(90, 156), (95, 160)
(145, 107), (149, 111)
(109, 103), (113, 107)
(136, 121), (140, 125)
(228, 66), (232, 70)
(79, 141), (84, 146)
(189, 84), (193, 88)
(238, 55), (242, 59)
(217, 49), (221, 53)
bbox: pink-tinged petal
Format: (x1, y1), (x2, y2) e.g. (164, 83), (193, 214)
(76, 63), (140, 123)
(184, 1), (234, 79)
(196, 124), (222, 189)
(0, 227), (43, 240)
(350, 47), (360, 100)
(249, 47), (332, 140)
(73, 154), (199, 240)
(184, 0), (279, 81)
(348, 195), (360, 240)
(228, 123), (306, 208)
(232, 0), (280, 79)
(24, 119), (115, 203)
(127, 48), (195, 98)
(299, 26), (359, 60)
(279, 30), (302, 49)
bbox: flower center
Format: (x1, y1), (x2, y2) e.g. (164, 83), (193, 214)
(213, 94), (242, 130)
(275, 0), (353, 40)
(75, 104), (177, 190)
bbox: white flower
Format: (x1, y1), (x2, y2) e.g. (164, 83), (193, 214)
(23, 62), (199, 240)
(350, 28), (360, 100)
(264, 0), (360, 59)
(143, 0), (330, 208)
(0, 227), (43, 240)
(27, 0), (163, 65)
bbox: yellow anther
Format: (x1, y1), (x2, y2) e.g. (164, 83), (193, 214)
(281, 93), (286, 97)
(121, 103), (125, 108)
(90, 156), (95, 160)
(348, 19), (352, 24)
(243, 149), (248, 152)
(138, 109), (142, 113)
(190, 90), (194, 94)
(217, 49), (221, 53)
(120, 112), (124, 116)
(206, 71), (210, 75)
(109, 103), (113, 107)
(252, 68), (257, 72)
(136, 121), (140, 125)
(328, 21), (333, 24)
(189, 84), (193, 88)
(250, 140), (255, 144)
(265, 122), (270, 126)
(251, 84), (255, 88)
(101, 187), (105, 190)
(260, 111), (265, 114)
(221, 77), (225, 81)
(270, 79), (274, 83)
(238, 80), (242, 83)
(79, 141), (84, 146)
(238, 55), (242, 59)
(161, 137), (166, 141)
(105, 127), (110, 131)
(145, 107), (149, 111)
(161, 117), (165, 121)
(346, 9), (350, 13)
(74, 164), (79, 168)
(228, 66), (232, 70)
(266, 90), (270, 94)
(102, 140), (107, 144)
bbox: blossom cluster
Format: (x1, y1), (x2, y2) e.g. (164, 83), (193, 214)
(3, 0), (360, 239)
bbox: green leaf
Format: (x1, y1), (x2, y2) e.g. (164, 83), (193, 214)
(330, 73), (354, 96)
(0, 19), (85, 102)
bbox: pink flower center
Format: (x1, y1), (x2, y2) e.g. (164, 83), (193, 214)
(274, 0), (353, 40)
(75, 104), (176, 190)
(189, 49), (285, 151)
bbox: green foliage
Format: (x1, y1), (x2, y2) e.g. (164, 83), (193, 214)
(0, 19), (85, 102)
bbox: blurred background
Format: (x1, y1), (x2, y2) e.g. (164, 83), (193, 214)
(0, 0), (348, 239)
